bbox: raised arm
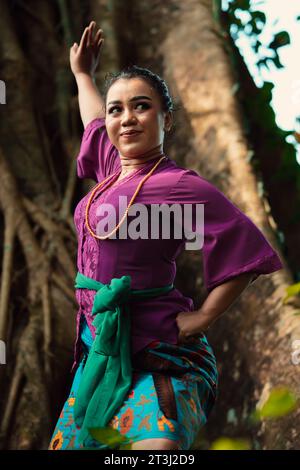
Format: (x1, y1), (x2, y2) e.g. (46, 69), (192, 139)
(70, 21), (105, 128)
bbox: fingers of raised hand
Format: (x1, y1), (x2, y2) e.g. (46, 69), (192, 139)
(87, 21), (95, 47)
(69, 42), (78, 59)
(94, 29), (104, 48)
(87, 22), (103, 46)
(79, 26), (89, 50)
(77, 21), (103, 52)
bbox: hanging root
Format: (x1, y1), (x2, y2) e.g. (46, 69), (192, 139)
(42, 274), (53, 379)
(0, 147), (77, 448)
(0, 208), (17, 340)
(0, 368), (23, 446)
(22, 197), (76, 281)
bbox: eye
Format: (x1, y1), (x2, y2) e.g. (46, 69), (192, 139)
(136, 102), (150, 110)
(108, 102), (150, 114)
(108, 105), (121, 114)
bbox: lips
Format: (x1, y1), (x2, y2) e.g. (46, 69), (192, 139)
(121, 130), (142, 136)
(121, 131), (142, 139)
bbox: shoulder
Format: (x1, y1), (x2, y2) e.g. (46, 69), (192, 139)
(163, 160), (232, 206)
(162, 158), (213, 188)
(83, 116), (106, 133)
(77, 117), (120, 181)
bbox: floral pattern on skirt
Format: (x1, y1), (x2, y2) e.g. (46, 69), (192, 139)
(49, 320), (218, 450)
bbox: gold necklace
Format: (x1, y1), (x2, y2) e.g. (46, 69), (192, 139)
(85, 155), (166, 240)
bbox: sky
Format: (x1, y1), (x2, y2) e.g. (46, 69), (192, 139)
(222, 0), (300, 162)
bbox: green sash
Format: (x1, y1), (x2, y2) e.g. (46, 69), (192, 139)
(73, 271), (174, 447)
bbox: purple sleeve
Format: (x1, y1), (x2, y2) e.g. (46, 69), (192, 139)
(76, 117), (120, 182)
(165, 170), (283, 293)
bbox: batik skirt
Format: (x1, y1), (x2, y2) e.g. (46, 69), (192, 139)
(48, 318), (218, 450)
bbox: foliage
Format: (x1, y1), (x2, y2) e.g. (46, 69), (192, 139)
(224, 0), (290, 71)
(87, 426), (135, 450)
(282, 282), (300, 304)
(220, 0), (300, 283)
(251, 387), (299, 422)
(210, 437), (251, 450)
(210, 386), (299, 450)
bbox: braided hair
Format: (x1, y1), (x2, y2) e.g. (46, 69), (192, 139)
(103, 65), (174, 114)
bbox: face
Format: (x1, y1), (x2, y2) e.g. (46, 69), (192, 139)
(105, 77), (172, 158)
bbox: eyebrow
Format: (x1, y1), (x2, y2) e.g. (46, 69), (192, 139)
(107, 95), (152, 106)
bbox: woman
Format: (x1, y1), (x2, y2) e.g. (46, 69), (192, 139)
(48, 21), (283, 451)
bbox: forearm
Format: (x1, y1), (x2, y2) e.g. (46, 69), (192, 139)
(198, 272), (254, 329)
(75, 73), (105, 128)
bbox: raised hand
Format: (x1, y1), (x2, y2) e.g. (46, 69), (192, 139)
(70, 21), (104, 77)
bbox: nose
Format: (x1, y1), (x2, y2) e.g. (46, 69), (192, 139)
(121, 108), (137, 127)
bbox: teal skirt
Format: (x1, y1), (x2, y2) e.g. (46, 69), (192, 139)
(49, 317), (218, 450)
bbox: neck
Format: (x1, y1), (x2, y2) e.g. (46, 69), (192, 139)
(119, 145), (165, 174)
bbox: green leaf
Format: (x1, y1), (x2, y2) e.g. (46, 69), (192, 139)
(282, 282), (300, 303)
(253, 387), (298, 421)
(269, 31), (291, 50)
(89, 427), (129, 449)
(253, 39), (262, 54)
(271, 54), (284, 70)
(210, 437), (251, 450)
(252, 11), (266, 25)
(248, 18), (261, 35)
(236, 0), (251, 10)
(119, 442), (133, 450)
(256, 57), (270, 71)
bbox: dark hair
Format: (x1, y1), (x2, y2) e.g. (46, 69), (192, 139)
(103, 65), (174, 114)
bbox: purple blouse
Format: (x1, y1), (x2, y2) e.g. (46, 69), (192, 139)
(70, 117), (283, 373)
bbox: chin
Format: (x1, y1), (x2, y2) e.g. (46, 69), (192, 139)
(120, 146), (150, 158)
